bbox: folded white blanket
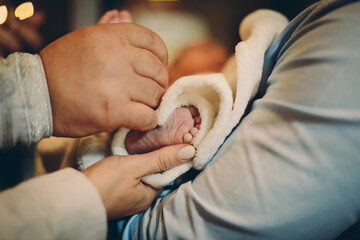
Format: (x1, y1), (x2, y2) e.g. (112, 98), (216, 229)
(112, 9), (288, 189)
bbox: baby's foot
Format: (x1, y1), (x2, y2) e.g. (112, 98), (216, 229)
(125, 107), (201, 154)
(98, 9), (132, 24)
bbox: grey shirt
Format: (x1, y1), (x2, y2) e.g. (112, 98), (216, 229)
(120, 0), (360, 239)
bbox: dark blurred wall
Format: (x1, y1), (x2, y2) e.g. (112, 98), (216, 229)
(101, 0), (319, 50)
(183, 0), (320, 49)
(4, 0), (71, 46)
(35, 0), (71, 46)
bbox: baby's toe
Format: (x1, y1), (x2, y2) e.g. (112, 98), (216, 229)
(189, 106), (200, 117)
(184, 133), (193, 143)
(190, 127), (199, 136)
(194, 116), (201, 124)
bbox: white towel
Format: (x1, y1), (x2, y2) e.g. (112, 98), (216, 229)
(111, 9), (288, 189)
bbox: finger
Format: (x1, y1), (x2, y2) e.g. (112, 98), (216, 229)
(131, 48), (169, 88)
(129, 75), (165, 108)
(115, 23), (168, 66)
(98, 10), (120, 24)
(116, 101), (158, 131)
(130, 144), (196, 177)
(0, 27), (23, 52)
(118, 10), (132, 23)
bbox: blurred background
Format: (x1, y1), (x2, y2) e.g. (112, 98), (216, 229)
(0, 0), (318, 60)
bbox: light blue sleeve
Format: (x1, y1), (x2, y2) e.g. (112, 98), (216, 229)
(119, 0), (360, 239)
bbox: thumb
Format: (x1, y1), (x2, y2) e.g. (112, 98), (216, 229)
(130, 144), (196, 177)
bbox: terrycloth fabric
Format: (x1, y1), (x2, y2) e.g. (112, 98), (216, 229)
(112, 9), (289, 189)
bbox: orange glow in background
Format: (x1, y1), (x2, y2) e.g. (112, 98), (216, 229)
(0, 1), (34, 25)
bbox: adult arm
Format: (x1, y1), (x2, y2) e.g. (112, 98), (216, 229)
(0, 54), (106, 239)
(0, 144), (195, 240)
(0, 168), (107, 240)
(125, 0), (360, 239)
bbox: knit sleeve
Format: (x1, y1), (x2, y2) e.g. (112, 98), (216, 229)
(0, 168), (107, 240)
(0, 52), (53, 149)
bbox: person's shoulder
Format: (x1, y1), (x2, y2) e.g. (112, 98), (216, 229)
(275, 0), (360, 58)
(294, 0), (360, 29)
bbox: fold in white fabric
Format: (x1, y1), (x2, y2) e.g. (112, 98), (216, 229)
(112, 9), (288, 189)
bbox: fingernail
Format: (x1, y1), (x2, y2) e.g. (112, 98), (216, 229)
(178, 145), (196, 160)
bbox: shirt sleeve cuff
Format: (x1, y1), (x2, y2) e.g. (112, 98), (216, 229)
(16, 52), (53, 144)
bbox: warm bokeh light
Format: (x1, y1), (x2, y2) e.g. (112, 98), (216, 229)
(147, 0), (179, 1)
(15, 2), (34, 20)
(0, 5), (8, 25)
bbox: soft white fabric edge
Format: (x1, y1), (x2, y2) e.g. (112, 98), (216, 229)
(111, 9), (289, 188)
(112, 74), (232, 188)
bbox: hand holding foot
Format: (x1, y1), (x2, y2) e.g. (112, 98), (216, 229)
(83, 144), (195, 219)
(40, 15), (168, 137)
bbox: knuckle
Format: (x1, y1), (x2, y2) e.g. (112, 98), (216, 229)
(147, 56), (168, 88)
(157, 41), (168, 65)
(116, 35), (129, 48)
(146, 30), (158, 46)
(146, 30), (168, 64)
(160, 46), (169, 65)
(152, 58), (163, 76)
(138, 111), (157, 131)
(143, 50), (157, 66)
(151, 85), (164, 107)
(157, 68), (169, 89)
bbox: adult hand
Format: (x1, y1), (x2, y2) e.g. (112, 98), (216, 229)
(0, 11), (44, 57)
(39, 23), (169, 137)
(83, 144), (195, 219)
